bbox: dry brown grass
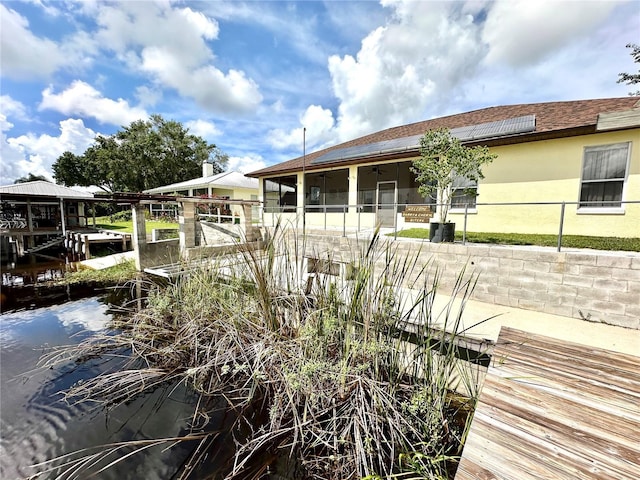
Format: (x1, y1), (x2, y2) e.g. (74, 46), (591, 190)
(35, 224), (488, 479)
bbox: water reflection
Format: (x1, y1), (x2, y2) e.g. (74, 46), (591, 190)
(0, 295), (207, 479)
(1, 255), (68, 287)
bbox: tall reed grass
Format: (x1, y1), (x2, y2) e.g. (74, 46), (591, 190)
(35, 224), (488, 479)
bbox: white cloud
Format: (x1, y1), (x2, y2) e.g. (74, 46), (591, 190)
(1, 118), (96, 184)
(482, 0), (622, 67)
(269, 0), (486, 149)
(266, 0), (634, 153)
(179, 7), (219, 40)
(226, 154), (266, 174)
(0, 4), (96, 79)
(90, 1), (262, 114)
(328, 1), (485, 141)
(93, 2), (216, 67)
(39, 80), (148, 126)
(0, 96), (28, 121)
(0, 114), (14, 133)
(140, 47), (262, 113)
(267, 105), (336, 150)
(0, 4), (66, 79)
(185, 119), (221, 139)
(0, 115), (24, 184)
(134, 85), (162, 107)
(458, 1), (637, 109)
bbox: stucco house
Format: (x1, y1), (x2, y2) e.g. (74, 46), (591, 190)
(144, 165), (259, 218)
(247, 97), (640, 238)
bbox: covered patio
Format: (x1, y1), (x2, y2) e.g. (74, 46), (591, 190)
(0, 181), (96, 257)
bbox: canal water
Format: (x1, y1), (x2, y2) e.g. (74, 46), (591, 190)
(0, 290), (217, 479)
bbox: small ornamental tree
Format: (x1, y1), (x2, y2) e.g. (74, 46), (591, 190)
(412, 128), (497, 224)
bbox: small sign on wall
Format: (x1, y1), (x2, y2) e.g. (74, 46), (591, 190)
(402, 205), (434, 223)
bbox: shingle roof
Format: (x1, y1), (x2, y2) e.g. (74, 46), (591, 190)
(144, 171), (258, 194)
(0, 181), (95, 199)
(248, 97), (640, 177)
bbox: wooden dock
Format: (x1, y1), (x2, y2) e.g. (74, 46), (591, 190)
(456, 327), (640, 480)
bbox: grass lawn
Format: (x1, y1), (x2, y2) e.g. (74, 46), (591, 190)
(392, 228), (640, 252)
(92, 217), (178, 235)
(63, 260), (138, 285)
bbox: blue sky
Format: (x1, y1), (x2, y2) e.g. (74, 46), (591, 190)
(1, 0), (638, 185)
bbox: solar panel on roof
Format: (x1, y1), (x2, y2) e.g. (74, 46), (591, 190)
(312, 134), (423, 165)
(451, 115), (535, 141)
(310, 115), (535, 165)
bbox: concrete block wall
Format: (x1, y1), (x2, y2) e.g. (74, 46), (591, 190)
(298, 232), (640, 330)
(137, 238), (180, 270)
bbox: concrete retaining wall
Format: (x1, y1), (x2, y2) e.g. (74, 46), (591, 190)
(137, 238), (180, 269)
(299, 232), (640, 330)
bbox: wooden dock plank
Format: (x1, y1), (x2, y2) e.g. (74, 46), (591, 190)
(456, 327), (640, 480)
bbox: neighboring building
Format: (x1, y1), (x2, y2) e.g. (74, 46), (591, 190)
(0, 181), (94, 230)
(144, 165), (259, 218)
(247, 97), (640, 237)
(0, 181), (95, 256)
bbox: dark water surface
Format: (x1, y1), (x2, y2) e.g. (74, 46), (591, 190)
(0, 293), (208, 479)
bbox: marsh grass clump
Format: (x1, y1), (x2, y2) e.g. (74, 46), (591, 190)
(35, 225), (485, 480)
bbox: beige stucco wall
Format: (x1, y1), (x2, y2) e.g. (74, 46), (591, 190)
(211, 186), (257, 200)
(452, 129), (640, 237)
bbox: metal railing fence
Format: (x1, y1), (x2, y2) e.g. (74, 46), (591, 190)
(259, 200), (640, 252)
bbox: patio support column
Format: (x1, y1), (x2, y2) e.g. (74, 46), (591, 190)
(241, 202), (261, 242)
(179, 201), (196, 259)
(348, 165), (358, 214)
(16, 235), (25, 256)
(59, 198), (67, 236)
(132, 203), (148, 271)
(26, 199), (33, 232)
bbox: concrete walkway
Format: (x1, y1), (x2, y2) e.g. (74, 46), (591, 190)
(356, 228), (640, 356)
(79, 250), (135, 270)
(430, 291), (640, 357)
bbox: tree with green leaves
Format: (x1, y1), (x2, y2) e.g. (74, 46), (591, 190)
(14, 173), (50, 183)
(53, 115), (227, 192)
(411, 128), (496, 225)
(618, 43), (640, 96)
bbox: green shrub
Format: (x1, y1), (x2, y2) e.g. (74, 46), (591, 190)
(108, 209), (132, 223)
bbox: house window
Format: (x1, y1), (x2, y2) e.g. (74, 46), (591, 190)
(264, 176), (297, 212)
(450, 175), (477, 209)
(579, 142), (630, 208)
